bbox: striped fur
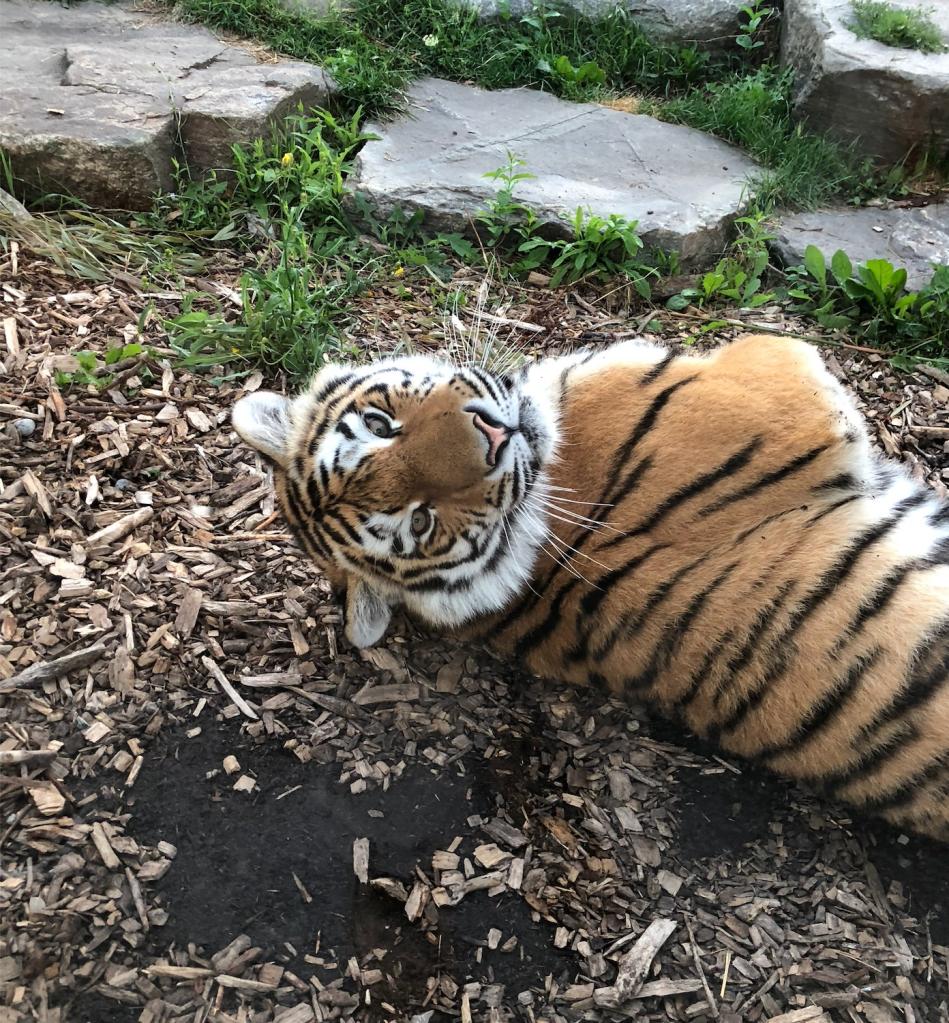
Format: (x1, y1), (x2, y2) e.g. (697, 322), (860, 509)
(233, 335), (949, 839)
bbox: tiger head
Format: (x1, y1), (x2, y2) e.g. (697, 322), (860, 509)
(232, 356), (559, 647)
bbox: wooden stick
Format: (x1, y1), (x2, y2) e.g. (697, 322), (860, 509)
(0, 643), (106, 693)
(202, 656), (258, 720)
(686, 915), (719, 1018)
(614, 918), (677, 1001)
(0, 749), (58, 768)
(85, 507), (153, 547)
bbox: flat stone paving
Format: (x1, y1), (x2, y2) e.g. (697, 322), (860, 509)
(0, 0), (336, 209)
(772, 203), (949, 290)
(352, 78), (762, 270)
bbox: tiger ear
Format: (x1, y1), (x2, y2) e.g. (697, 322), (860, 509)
(232, 392), (291, 467)
(345, 577), (393, 648)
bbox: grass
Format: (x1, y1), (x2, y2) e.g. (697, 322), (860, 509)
(848, 0), (946, 53)
(175, 0), (720, 112)
(655, 68), (874, 209)
(2, 0), (945, 378)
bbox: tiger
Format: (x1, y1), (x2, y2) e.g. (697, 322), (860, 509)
(232, 333), (949, 840)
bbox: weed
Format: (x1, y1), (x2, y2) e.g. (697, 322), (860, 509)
(54, 342), (145, 389)
(473, 154), (652, 290)
(736, 0), (775, 52)
(176, 0), (717, 112)
(848, 0), (946, 53)
(785, 244), (949, 364)
(668, 211), (775, 310)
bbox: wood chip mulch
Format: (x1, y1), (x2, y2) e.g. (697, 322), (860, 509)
(1, 247), (948, 1023)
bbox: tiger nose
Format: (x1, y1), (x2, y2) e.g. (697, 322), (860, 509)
(472, 413), (513, 467)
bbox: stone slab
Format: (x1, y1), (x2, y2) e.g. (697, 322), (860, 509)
(352, 78), (762, 270)
(780, 0), (949, 165)
(0, 0), (337, 209)
(454, 0), (745, 49)
(770, 203), (949, 290)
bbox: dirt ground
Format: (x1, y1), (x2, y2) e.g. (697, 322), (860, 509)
(2, 244), (949, 1023)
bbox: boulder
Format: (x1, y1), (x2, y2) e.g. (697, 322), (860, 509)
(771, 203), (949, 290)
(0, 0), (337, 209)
(455, 0), (745, 50)
(780, 0), (949, 165)
(351, 78), (762, 270)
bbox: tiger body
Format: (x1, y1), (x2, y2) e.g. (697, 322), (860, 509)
(233, 334), (949, 839)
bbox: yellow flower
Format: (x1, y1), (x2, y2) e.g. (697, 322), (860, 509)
(393, 265), (405, 278)
(281, 152), (294, 167)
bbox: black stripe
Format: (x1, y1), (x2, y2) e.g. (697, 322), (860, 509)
(602, 376), (697, 502)
(668, 634), (735, 716)
(599, 437), (763, 550)
(620, 560), (740, 692)
(751, 647), (883, 760)
(467, 366), (503, 406)
(592, 552), (708, 662)
(856, 753), (949, 815)
(860, 618), (949, 736)
(338, 420), (355, 440)
(640, 351), (676, 387)
(712, 494), (928, 737)
(698, 443), (830, 518)
(814, 472), (859, 493)
(832, 560), (921, 653)
(807, 493), (861, 523)
(503, 377), (696, 652)
(730, 506), (801, 546)
(707, 580), (797, 723)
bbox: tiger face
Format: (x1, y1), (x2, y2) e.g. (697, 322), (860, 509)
(232, 356), (559, 647)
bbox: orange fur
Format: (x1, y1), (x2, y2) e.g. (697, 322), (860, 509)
(235, 335), (949, 839)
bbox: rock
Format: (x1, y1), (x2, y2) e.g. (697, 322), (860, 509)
(351, 78), (761, 270)
(0, 0), (337, 209)
(13, 419), (36, 438)
(780, 0), (949, 165)
(0, 187), (32, 223)
(771, 203), (949, 290)
(454, 0), (746, 49)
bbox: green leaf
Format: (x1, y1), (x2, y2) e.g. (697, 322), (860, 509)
(736, 33), (754, 47)
(803, 244), (826, 286)
(665, 293), (691, 311)
(830, 249), (853, 287)
(76, 352), (98, 372)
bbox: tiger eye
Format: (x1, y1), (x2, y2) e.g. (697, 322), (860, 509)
(411, 507), (432, 537)
(364, 412), (392, 438)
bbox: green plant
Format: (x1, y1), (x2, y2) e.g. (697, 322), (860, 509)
(669, 211), (775, 310)
(848, 0), (946, 52)
(54, 343), (144, 389)
(735, 0), (774, 51)
(474, 155), (651, 290)
(548, 208), (651, 293)
(785, 245), (949, 365)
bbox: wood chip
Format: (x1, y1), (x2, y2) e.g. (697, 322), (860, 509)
(85, 507), (154, 547)
(614, 919), (677, 1001)
(353, 838), (369, 884)
(0, 642), (105, 693)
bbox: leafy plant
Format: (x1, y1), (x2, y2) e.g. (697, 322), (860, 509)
(736, 0), (774, 51)
(668, 211), (775, 310)
(848, 0), (946, 53)
(54, 343), (144, 389)
(786, 245), (949, 365)
(475, 155), (651, 290)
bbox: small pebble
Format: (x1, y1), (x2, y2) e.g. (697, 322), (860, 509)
(13, 418), (35, 437)
(115, 478), (134, 491)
